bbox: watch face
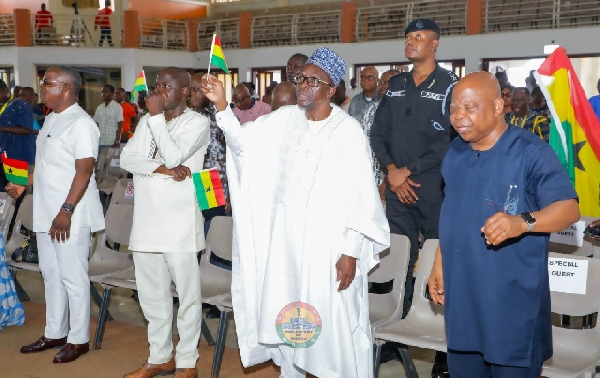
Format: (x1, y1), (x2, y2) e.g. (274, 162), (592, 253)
(521, 212), (536, 224)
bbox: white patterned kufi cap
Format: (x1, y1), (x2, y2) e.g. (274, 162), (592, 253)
(306, 47), (346, 87)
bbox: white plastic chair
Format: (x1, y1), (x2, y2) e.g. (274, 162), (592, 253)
(374, 239), (446, 378)
(199, 216), (233, 378)
(108, 178), (135, 207)
(0, 192), (16, 239)
(542, 253), (600, 378)
(6, 195), (37, 302)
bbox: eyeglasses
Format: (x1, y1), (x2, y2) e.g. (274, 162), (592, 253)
(501, 92), (511, 98)
(295, 74), (332, 88)
(360, 75), (378, 81)
(40, 79), (68, 87)
(377, 79), (389, 86)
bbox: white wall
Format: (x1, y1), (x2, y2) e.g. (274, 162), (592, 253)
(2, 25), (600, 92)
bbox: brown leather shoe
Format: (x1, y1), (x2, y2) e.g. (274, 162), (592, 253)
(123, 358), (176, 378)
(20, 336), (67, 353)
(173, 368), (198, 378)
(52, 342), (89, 363)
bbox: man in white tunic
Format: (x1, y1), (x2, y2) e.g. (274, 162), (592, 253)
(18, 66), (105, 363)
(201, 48), (390, 378)
(121, 67), (209, 378)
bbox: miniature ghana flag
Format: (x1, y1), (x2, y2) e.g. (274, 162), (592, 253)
(535, 47), (600, 217)
(1, 152), (28, 186)
(131, 70), (148, 102)
(193, 168), (226, 210)
(209, 33), (230, 75)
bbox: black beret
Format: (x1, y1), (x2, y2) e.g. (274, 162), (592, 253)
(405, 18), (441, 36)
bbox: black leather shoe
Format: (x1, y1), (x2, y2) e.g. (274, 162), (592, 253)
(205, 305), (221, 319)
(379, 344), (400, 364)
(20, 336), (67, 353)
(52, 342), (89, 363)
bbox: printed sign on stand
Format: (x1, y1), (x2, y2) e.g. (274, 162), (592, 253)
(548, 257), (588, 294)
(550, 220), (585, 247)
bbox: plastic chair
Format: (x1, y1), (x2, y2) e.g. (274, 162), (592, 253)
(94, 266), (215, 350)
(549, 216), (600, 257)
(199, 216), (233, 378)
(108, 178), (135, 207)
(6, 195), (37, 302)
(542, 253), (600, 378)
(374, 239), (446, 378)
(0, 192), (16, 239)
(369, 234), (411, 330)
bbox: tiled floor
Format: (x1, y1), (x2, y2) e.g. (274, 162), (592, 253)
(13, 268), (583, 378)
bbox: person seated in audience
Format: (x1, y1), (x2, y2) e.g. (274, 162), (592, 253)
(332, 79), (351, 112)
(18, 87), (44, 134)
(428, 71), (579, 378)
(261, 81), (277, 104)
(270, 81), (297, 111)
(121, 67), (209, 378)
(529, 86), (550, 118)
(500, 85), (512, 115)
(377, 69), (399, 99)
(505, 87), (550, 141)
(243, 82), (259, 100)
(286, 53), (308, 84)
(19, 66), (105, 364)
(494, 71), (513, 91)
(189, 72), (231, 320)
(201, 46), (389, 378)
(348, 66), (380, 123)
(0, 80), (35, 192)
(232, 83), (271, 125)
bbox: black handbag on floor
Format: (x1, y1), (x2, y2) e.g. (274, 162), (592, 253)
(11, 235), (38, 264)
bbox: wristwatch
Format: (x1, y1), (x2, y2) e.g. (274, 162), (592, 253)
(61, 203), (75, 212)
(520, 212), (536, 233)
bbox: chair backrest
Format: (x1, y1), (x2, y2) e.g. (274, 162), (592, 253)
(106, 156), (122, 177)
(0, 192), (16, 238)
(17, 194), (34, 231)
(368, 233), (411, 322)
(549, 252), (600, 316)
(104, 203), (134, 245)
(407, 239), (445, 324)
(549, 215), (600, 257)
(110, 178), (135, 206)
(205, 216), (233, 260)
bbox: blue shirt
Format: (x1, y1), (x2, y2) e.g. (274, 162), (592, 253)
(0, 99), (35, 163)
(589, 95), (600, 121)
(440, 125), (577, 367)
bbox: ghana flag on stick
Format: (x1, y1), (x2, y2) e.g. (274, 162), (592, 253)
(193, 168), (226, 210)
(1, 152), (28, 186)
(535, 47), (600, 217)
(208, 33), (230, 75)
(131, 70), (148, 102)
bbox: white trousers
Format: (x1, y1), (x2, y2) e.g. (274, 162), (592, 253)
(271, 345), (307, 378)
(37, 226), (91, 344)
(133, 252), (202, 368)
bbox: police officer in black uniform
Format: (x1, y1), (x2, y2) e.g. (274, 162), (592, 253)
(371, 18), (457, 378)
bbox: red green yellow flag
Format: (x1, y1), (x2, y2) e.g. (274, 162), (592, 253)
(193, 168), (226, 210)
(209, 33), (230, 75)
(131, 70), (148, 102)
(1, 152), (28, 186)
(536, 47), (600, 217)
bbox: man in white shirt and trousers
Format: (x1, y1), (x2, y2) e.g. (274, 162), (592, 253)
(18, 66), (105, 363)
(201, 47), (390, 378)
(121, 67), (209, 378)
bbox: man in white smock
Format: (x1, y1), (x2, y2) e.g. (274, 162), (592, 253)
(201, 48), (390, 378)
(121, 67), (209, 378)
(19, 66), (105, 364)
